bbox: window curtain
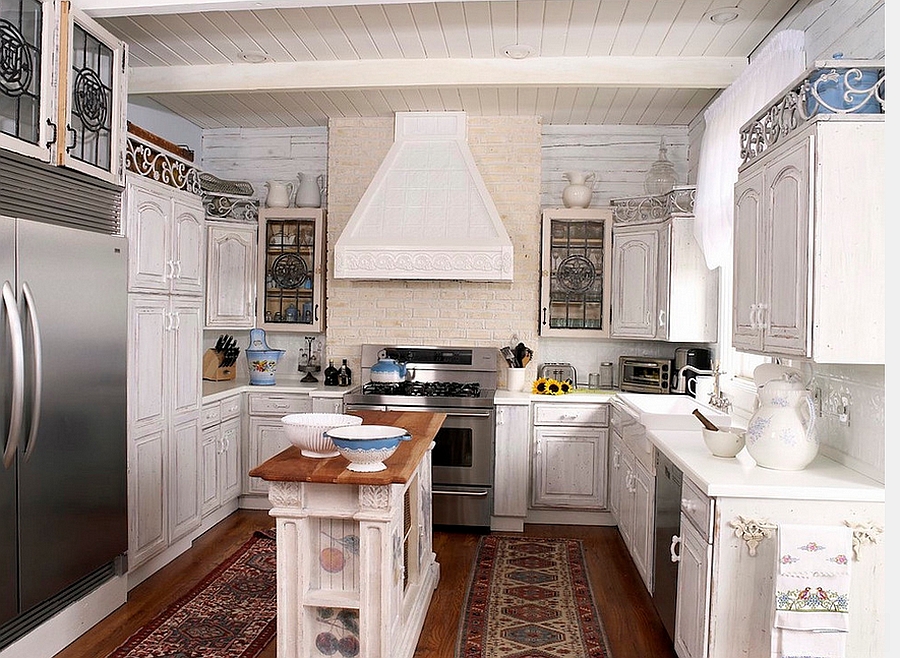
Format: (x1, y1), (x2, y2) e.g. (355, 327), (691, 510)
(693, 30), (807, 270)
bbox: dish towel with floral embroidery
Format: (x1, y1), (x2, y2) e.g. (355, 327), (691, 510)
(771, 524), (852, 658)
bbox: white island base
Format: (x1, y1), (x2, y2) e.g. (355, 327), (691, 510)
(251, 411), (444, 658)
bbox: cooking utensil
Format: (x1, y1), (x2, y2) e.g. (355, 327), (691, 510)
(692, 408), (720, 431)
(215, 335), (225, 352)
(500, 346), (517, 368)
(514, 342), (527, 367)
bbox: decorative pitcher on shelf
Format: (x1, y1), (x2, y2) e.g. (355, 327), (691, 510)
(745, 376), (818, 470)
(562, 171), (596, 208)
(264, 181), (294, 208)
(246, 328), (285, 385)
(296, 172), (322, 208)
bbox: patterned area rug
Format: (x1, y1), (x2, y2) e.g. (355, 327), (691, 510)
(456, 535), (612, 658)
(108, 530), (276, 658)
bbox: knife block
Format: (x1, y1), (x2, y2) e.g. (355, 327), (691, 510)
(202, 349), (236, 381)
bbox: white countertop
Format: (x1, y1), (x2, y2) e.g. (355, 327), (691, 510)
(202, 376), (351, 403)
(493, 389), (617, 405)
(648, 427), (884, 502)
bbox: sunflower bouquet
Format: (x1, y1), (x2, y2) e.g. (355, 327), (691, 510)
(531, 377), (572, 395)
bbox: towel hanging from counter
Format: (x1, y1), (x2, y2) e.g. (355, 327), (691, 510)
(771, 524), (852, 658)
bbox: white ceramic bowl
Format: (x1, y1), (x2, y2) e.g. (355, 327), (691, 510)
(281, 413), (363, 458)
(702, 427), (746, 458)
(324, 425), (412, 472)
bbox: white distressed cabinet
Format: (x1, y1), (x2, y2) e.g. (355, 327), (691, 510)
(539, 208), (613, 337)
(257, 207), (325, 332)
(673, 488), (884, 658)
(609, 401), (655, 592)
(732, 117), (884, 363)
(200, 394), (243, 521)
(205, 221), (257, 328)
(531, 402), (608, 511)
(610, 194), (717, 342)
(127, 294), (203, 567)
(492, 403), (530, 532)
(0, 1), (128, 184)
(245, 392), (312, 499)
(126, 175), (205, 297)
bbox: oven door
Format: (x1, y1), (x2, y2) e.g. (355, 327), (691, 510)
(388, 405), (494, 528)
(389, 407), (494, 487)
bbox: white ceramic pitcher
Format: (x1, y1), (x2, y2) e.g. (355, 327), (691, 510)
(562, 171), (596, 208)
(295, 172), (322, 208)
(265, 180), (294, 208)
(745, 377), (818, 470)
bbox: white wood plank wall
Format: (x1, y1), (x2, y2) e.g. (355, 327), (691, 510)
(201, 127), (329, 206)
(540, 125), (690, 208)
(201, 123), (690, 209)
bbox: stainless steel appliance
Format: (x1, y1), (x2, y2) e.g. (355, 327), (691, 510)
(672, 347), (712, 395)
(618, 356), (672, 394)
(653, 449), (683, 641)
(343, 345), (496, 528)
(537, 362), (576, 385)
(1, 216), (128, 648)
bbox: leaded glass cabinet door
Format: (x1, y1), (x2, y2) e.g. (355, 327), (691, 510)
(0, 0), (56, 162)
(539, 208), (613, 337)
(257, 207), (325, 333)
(57, 3), (127, 184)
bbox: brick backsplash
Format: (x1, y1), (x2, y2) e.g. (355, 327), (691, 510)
(326, 116), (542, 384)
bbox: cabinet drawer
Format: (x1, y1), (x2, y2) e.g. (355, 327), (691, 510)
(220, 394), (242, 420)
(201, 402), (221, 428)
(248, 394), (310, 415)
(533, 403), (608, 426)
(681, 477), (713, 542)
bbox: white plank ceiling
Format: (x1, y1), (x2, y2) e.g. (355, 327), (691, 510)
(84, 0), (804, 129)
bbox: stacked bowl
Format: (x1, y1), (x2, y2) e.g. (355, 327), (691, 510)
(281, 413), (363, 458)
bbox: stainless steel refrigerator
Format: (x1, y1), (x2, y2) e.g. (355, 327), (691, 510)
(1, 216), (128, 646)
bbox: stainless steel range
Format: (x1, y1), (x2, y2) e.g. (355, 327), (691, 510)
(343, 344), (497, 528)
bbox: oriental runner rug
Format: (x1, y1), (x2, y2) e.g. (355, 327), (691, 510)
(108, 530), (276, 658)
(456, 535), (612, 658)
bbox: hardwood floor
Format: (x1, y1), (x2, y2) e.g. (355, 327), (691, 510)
(53, 510), (677, 658)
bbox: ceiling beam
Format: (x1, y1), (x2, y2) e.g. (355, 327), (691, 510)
(128, 56), (746, 95)
(76, 0), (506, 18)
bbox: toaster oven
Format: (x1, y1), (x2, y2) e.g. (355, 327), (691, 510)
(618, 356), (672, 394)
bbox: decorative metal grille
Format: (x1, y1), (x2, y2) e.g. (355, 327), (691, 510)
(68, 22), (113, 170)
(611, 186), (696, 224)
(125, 133), (201, 194)
(547, 218), (607, 330)
(739, 59), (884, 168)
(0, 0), (43, 145)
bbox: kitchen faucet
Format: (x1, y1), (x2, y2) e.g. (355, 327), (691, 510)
(677, 363), (732, 413)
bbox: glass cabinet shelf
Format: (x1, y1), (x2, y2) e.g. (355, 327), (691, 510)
(540, 208), (613, 337)
(257, 207), (325, 332)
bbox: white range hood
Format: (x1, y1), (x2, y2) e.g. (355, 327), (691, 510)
(334, 112), (514, 281)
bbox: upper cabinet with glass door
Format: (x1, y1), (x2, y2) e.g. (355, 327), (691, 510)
(539, 208), (613, 337)
(0, 0), (127, 184)
(257, 207), (326, 333)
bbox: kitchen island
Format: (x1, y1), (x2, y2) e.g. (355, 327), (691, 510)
(249, 410), (444, 658)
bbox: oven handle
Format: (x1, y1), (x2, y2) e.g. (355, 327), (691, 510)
(384, 407), (493, 418)
(433, 489), (490, 497)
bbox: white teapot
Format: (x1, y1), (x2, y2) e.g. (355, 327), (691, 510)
(745, 376), (818, 470)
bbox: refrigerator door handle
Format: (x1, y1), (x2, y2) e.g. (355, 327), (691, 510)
(21, 282), (43, 461)
(2, 281), (25, 469)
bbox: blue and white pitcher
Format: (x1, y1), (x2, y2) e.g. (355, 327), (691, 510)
(246, 328), (285, 385)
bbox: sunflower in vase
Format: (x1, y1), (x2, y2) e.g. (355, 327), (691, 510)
(532, 377), (572, 395)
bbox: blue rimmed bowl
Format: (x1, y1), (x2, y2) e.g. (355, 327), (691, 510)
(324, 425), (412, 472)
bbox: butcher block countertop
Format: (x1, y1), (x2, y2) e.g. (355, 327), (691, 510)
(248, 410), (446, 486)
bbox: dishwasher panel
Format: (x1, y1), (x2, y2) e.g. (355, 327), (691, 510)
(652, 449), (683, 642)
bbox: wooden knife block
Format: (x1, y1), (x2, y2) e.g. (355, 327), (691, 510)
(202, 349), (236, 381)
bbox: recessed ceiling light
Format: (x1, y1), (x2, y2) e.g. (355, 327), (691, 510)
(239, 50), (272, 64)
(502, 44), (535, 60)
(706, 8), (741, 25)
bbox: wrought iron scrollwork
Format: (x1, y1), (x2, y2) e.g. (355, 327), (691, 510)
(125, 135), (202, 195)
(556, 255), (596, 293)
(0, 19), (33, 98)
(611, 186), (696, 225)
(72, 68), (109, 132)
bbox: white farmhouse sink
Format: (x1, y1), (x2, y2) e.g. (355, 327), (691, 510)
(617, 393), (731, 430)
